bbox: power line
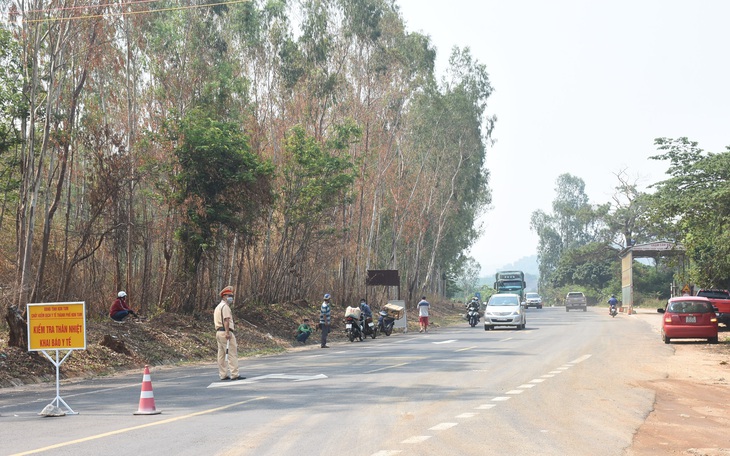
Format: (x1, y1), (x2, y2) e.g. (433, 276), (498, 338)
(22, 0), (252, 24)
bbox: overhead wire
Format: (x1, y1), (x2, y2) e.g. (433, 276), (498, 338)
(20, 0), (252, 24)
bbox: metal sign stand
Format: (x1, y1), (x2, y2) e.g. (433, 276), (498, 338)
(39, 349), (77, 415)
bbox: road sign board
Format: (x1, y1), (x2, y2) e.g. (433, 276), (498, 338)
(27, 302), (86, 351)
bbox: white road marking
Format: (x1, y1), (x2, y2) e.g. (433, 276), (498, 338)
(549, 371), (563, 374)
(364, 363), (409, 374)
(529, 379), (545, 383)
(207, 373), (327, 388)
(429, 423), (458, 431)
(433, 340), (457, 344)
(456, 413), (478, 418)
(518, 384), (536, 389)
(499, 337), (514, 342)
(492, 396), (511, 402)
(556, 366), (570, 370)
(541, 374), (555, 378)
(370, 451), (402, 456)
(401, 436), (432, 444)
(569, 354), (592, 364)
(456, 346), (477, 352)
(475, 404), (496, 410)
(506, 389), (524, 395)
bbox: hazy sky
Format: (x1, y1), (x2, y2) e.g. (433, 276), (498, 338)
(395, 0), (730, 274)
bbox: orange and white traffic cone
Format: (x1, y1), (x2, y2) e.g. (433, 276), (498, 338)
(134, 365), (161, 415)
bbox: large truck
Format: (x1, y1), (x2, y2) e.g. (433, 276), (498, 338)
(494, 271), (526, 302)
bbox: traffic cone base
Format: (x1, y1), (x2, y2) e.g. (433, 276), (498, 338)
(134, 365), (161, 415)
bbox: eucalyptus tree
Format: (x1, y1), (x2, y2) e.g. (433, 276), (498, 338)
(396, 47), (493, 302)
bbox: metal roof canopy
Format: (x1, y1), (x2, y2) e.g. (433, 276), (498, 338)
(620, 241), (686, 259)
(619, 241), (686, 312)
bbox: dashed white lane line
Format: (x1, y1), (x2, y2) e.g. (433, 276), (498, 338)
(492, 396), (511, 402)
(456, 413), (478, 418)
(371, 451), (402, 456)
(456, 346), (477, 352)
(475, 404), (496, 410)
(556, 366), (570, 370)
(541, 374), (555, 378)
(499, 337), (514, 342)
(433, 339), (457, 344)
(569, 354), (592, 364)
(429, 422), (458, 431)
(529, 378), (546, 383)
(401, 436), (432, 444)
(548, 370), (563, 374)
(518, 384), (536, 389)
(364, 363), (409, 374)
(506, 389), (524, 395)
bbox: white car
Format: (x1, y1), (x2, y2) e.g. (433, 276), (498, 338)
(484, 293), (526, 330)
(524, 292), (543, 309)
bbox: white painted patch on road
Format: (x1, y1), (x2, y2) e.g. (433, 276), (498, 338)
(556, 366), (570, 370)
(506, 389), (524, 395)
(529, 379), (545, 383)
(548, 371), (563, 374)
(455, 346), (477, 352)
(370, 451), (402, 456)
(568, 354), (592, 364)
(401, 436), (432, 444)
(492, 396), (511, 402)
(499, 337), (514, 342)
(433, 340), (457, 344)
(540, 374), (555, 378)
(518, 384), (536, 389)
(429, 422), (458, 431)
(207, 373), (327, 388)
(475, 404), (496, 410)
(456, 413), (478, 418)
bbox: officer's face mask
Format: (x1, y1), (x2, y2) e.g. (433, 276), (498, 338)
(226, 296), (234, 304)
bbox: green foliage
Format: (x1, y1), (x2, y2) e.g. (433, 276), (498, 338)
(173, 108), (274, 271)
(279, 123), (358, 229)
(647, 137), (730, 287)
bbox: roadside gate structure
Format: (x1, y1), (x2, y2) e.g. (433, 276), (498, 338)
(619, 242), (685, 313)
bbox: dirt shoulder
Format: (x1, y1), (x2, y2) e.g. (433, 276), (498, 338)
(626, 308), (730, 456)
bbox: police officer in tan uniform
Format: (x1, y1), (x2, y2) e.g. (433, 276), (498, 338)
(214, 286), (245, 381)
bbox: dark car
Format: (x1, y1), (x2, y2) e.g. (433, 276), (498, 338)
(658, 296), (718, 344)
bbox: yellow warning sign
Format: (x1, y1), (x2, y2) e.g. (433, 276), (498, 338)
(681, 284), (691, 295)
(27, 302), (86, 351)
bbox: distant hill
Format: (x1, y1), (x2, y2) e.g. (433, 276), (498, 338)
(479, 255), (540, 291)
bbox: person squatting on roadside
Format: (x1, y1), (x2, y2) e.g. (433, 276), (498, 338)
(214, 286), (245, 381)
(320, 294), (332, 348)
(296, 318), (313, 344)
(417, 296), (430, 332)
(110, 291), (137, 322)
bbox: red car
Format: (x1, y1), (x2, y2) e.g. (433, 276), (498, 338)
(659, 296), (718, 344)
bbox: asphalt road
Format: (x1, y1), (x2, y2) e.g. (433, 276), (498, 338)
(1, 307), (668, 456)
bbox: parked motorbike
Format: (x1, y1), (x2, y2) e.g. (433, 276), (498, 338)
(377, 310), (395, 336)
(466, 307), (480, 327)
(361, 316), (377, 339)
(609, 305), (618, 318)
(345, 315), (363, 342)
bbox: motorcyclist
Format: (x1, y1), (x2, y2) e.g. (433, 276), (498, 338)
(359, 299), (373, 319)
(466, 297), (480, 322)
(359, 299), (373, 335)
(466, 297), (480, 312)
(608, 295), (619, 314)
